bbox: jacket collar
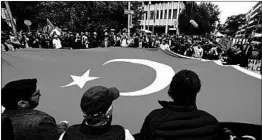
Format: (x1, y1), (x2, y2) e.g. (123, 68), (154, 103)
(79, 120), (111, 135)
(158, 101), (197, 112)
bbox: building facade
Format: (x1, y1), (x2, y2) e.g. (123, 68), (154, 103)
(139, 1), (185, 34)
(235, 1), (262, 41)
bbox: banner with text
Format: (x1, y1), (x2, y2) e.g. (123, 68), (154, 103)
(246, 59), (261, 74)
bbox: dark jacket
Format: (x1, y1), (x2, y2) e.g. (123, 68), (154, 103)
(62, 120), (125, 140)
(139, 101), (223, 140)
(2, 116), (15, 140)
(2, 109), (64, 140)
(89, 37), (100, 48)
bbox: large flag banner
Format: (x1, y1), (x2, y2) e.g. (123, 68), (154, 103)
(1, 48), (261, 134)
(43, 18), (55, 34)
(47, 18), (55, 29)
(1, 8), (16, 28)
(1, 8), (10, 20)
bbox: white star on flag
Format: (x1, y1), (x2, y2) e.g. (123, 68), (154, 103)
(61, 69), (100, 88)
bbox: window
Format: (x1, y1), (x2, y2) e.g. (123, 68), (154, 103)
(169, 9), (172, 19)
(173, 9), (177, 19)
(160, 10), (163, 19)
(164, 10), (167, 19)
(157, 10), (159, 19)
(145, 12), (147, 20)
(150, 11), (154, 20)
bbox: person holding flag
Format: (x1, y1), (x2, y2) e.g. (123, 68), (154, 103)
(53, 34), (62, 49)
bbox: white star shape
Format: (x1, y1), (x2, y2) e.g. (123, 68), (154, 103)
(61, 69), (100, 88)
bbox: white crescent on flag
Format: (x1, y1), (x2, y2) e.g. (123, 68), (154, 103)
(102, 59), (175, 96)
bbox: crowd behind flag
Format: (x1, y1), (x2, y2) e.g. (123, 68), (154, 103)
(1, 24), (261, 74)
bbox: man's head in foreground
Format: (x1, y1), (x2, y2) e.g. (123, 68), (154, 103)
(80, 86), (119, 127)
(2, 78), (41, 110)
(168, 69), (201, 106)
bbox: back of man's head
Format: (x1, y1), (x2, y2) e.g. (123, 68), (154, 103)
(2, 79), (37, 110)
(81, 86), (119, 126)
(168, 70), (201, 106)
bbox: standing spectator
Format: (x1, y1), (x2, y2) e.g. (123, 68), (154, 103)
(32, 35), (40, 48)
(133, 34), (139, 48)
(225, 45), (240, 65)
(1, 35), (8, 51)
(39, 34), (48, 49)
(169, 37), (176, 50)
(89, 32), (99, 48)
(208, 45), (219, 60)
(74, 33), (81, 49)
(193, 44), (203, 58)
(82, 33), (89, 49)
(61, 86), (134, 140)
(184, 45), (194, 57)
(63, 33), (70, 48)
(53, 34), (62, 49)
(46, 35), (53, 49)
(121, 35), (129, 47)
(127, 36), (133, 47)
(4, 36), (15, 51)
(10, 36), (23, 49)
(155, 37), (161, 48)
(2, 78), (68, 140)
(21, 33), (30, 48)
(142, 36), (148, 48)
(101, 37), (111, 48)
(150, 36), (157, 48)
(160, 40), (170, 50)
(114, 35), (121, 47)
(139, 36), (143, 48)
(110, 31), (116, 46)
(138, 70), (224, 140)
(68, 33), (75, 48)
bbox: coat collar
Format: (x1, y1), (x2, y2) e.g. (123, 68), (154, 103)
(158, 101), (197, 112)
(79, 119), (111, 135)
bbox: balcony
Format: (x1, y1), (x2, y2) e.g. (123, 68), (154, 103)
(250, 11), (258, 19)
(248, 20), (255, 25)
(247, 25), (256, 29)
(139, 18), (178, 26)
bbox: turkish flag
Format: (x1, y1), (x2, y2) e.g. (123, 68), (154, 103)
(1, 48), (261, 133)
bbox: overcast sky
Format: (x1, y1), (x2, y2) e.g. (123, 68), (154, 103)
(211, 2), (257, 24)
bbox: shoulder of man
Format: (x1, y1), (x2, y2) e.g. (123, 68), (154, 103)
(110, 125), (125, 132)
(28, 110), (57, 123)
(195, 109), (220, 124)
(145, 108), (171, 124)
(110, 125), (126, 140)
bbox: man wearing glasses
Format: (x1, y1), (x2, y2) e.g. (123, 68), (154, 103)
(1, 78), (68, 140)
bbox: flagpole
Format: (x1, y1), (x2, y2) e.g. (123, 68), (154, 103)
(153, 2), (155, 34)
(4, 1), (17, 36)
(128, 1), (131, 37)
(177, 1), (180, 35)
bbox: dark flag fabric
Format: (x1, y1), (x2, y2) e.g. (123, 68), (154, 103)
(47, 18), (55, 29)
(43, 18), (55, 35)
(1, 48), (261, 134)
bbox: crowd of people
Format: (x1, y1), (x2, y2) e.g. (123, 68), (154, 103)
(1, 29), (261, 68)
(3, 70), (259, 140)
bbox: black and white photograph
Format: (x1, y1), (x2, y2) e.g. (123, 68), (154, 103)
(1, 1), (261, 140)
